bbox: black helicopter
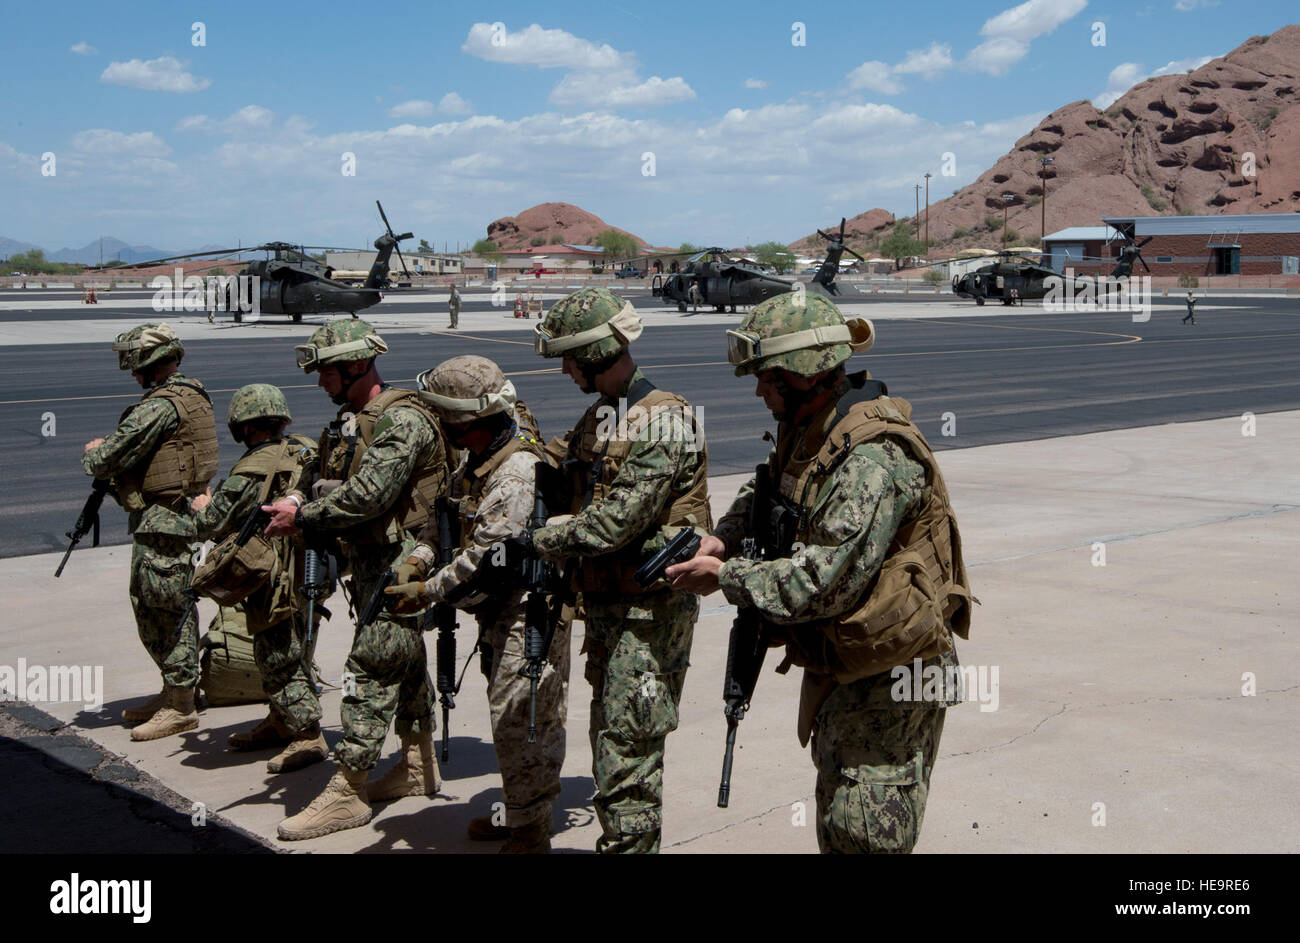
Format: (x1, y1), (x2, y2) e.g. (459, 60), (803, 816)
(649, 218), (861, 312)
(116, 201), (413, 322)
(947, 234), (1153, 305)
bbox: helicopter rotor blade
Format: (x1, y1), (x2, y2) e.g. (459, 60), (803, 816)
(1138, 236), (1155, 248)
(839, 217), (847, 241)
(376, 200), (397, 239)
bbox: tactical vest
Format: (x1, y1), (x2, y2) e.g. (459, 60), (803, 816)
(318, 387), (450, 545)
(116, 377), (219, 511)
(455, 420), (549, 536)
(774, 377), (973, 684)
(567, 377), (711, 595)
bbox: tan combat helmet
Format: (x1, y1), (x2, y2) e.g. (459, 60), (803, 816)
(112, 322), (184, 372)
(417, 355), (516, 424)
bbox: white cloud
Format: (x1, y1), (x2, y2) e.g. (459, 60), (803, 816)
(462, 22), (624, 70)
(176, 105), (273, 134)
(894, 42), (954, 78)
(1092, 54), (1217, 108)
(1174, 0), (1219, 10)
(438, 92), (473, 115)
(846, 60), (905, 94)
(550, 72), (695, 108)
(72, 129), (172, 156)
(100, 56), (211, 93)
(389, 99), (435, 118)
(70, 42), (97, 56)
(744, 78), (768, 89)
(965, 0), (1088, 74)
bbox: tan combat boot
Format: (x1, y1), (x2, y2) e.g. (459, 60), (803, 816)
(500, 822), (551, 854)
(121, 688), (166, 723)
(130, 686), (199, 741)
(466, 816), (511, 841)
(367, 732), (442, 802)
(228, 712), (294, 751)
(267, 724), (329, 774)
(277, 766), (372, 841)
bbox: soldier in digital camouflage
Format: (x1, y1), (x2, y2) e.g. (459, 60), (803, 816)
(528, 287), (711, 854)
(385, 355), (569, 853)
(189, 384), (327, 774)
(263, 318), (452, 841)
(668, 292), (974, 854)
(82, 323), (218, 742)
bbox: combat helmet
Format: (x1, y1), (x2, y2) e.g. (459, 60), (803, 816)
(112, 322), (184, 372)
(294, 318), (388, 373)
(227, 383), (292, 443)
(533, 287), (642, 363)
(727, 293), (874, 377)
(416, 355), (516, 424)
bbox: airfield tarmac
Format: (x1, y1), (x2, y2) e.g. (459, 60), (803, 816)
(1, 287), (1297, 853)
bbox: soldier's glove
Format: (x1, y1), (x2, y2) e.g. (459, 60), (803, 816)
(384, 580), (433, 615)
(394, 555), (428, 585)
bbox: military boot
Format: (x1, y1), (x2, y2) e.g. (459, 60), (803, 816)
(499, 822), (551, 854)
(466, 816), (511, 841)
(277, 766), (372, 841)
(267, 724), (328, 774)
(130, 686), (199, 741)
(227, 712), (294, 751)
(367, 732), (442, 802)
(121, 687), (166, 723)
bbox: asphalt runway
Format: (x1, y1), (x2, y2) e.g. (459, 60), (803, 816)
(3, 297), (1299, 559)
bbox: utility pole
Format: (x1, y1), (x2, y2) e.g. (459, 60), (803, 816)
(1002, 193), (1015, 244)
(1039, 156), (1054, 243)
(913, 184), (922, 239)
(923, 172), (932, 250)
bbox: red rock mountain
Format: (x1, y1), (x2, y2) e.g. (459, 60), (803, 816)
(822, 25), (1300, 254)
(485, 202), (648, 250)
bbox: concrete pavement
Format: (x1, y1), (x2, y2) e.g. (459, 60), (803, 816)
(2, 410), (1296, 852)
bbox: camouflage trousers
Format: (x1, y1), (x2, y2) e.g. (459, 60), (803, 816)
(336, 542), (434, 773)
(811, 693), (947, 854)
(128, 535), (200, 689)
(480, 611), (571, 828)
(584, 590), (698, 854)
(252, 612), (323, 735)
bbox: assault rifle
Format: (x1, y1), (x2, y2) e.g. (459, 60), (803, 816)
(300, 541), (334, 690)
(717, 463), (777, 809)
(433, 497), (460, 761)
(54, 479), (111, 577)
(357, 570), (397, 629)
(522, 461), (569, 744)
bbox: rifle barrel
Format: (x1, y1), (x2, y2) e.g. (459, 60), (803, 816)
(717, 719), (739, 808)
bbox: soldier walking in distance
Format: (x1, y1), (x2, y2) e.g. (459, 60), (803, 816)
(528, 287), (711, 854)
(82, 323), (219, 741)
(385, 356), (569, 853)
(1182, 290), (1197, 324)
(448, 283), (461, 329)
(668, 294), (974, 854)
(189, 384), (327, 773)
(263, 319), (453, 841)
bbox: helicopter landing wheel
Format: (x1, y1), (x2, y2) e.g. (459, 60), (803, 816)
(975, 296), (985, 306)
(292, 313), (302, 323)
(234, 311), (243, 323)
(677, 302), (687, 313)
(729, 305), (737, 313)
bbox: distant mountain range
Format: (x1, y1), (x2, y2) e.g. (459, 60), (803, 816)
(0, 236), (231, 266)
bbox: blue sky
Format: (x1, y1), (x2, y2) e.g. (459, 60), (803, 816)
(1, 0), (1291, 252)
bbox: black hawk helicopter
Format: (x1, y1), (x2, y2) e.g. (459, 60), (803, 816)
(649, 218), (862, 312)
(946, 233), (1153, 305)
(116, 201), (414, 322)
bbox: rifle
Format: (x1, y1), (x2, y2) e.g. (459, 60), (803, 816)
(635, 527), (702, 588)
(357, 570), (396, 629)
(54, 479), (110, 577)
(433, 497), (460, 762)
(300, 541), (334, 690)
(521, 461), (569, 744)
(717, 463), (776, 809)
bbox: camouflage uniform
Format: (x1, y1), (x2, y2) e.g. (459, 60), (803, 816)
(713, 294), (967, 854)
(406, 368), (569, 832)
(83, 327), (216, 698)
(531, 288), (710, 854)
(448, 286), (460, 329)
(191, 386), (321, 736)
